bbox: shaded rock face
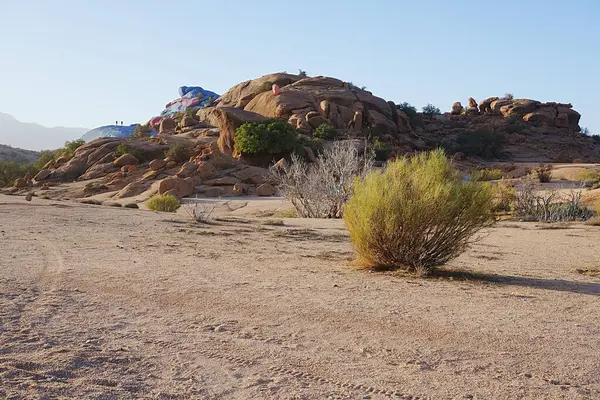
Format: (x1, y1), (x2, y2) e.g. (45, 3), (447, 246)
(213, 73), (411, 139)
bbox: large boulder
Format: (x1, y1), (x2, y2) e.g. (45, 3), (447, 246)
(149, 159), (167, 171)
(80, 162), (118, 180)
(468, 97), (478, 111)
(523, 107), (558, 126)
(479, 97), (499, 113)
(232, 166), (269, 184)
(196, 107), (267, 155)
(176, 162), (198, 178)
(368, 109), (398, 136)
(451, 102), (463, 115)
(557, 107), (581, 130)
(34, 169), (52, 182)
(499, 99), (540, 118)
(158, 177), (194, 199)
(244, 89), (317, 119)
(196, 162), (217, 180)
(256, 183), (276, 197)
(13, 178), (26, 188)
(113, 181), (151, 199)
(113, 154), (139, 168)
(217, 73), (301, 109)
(159, 118), (176, 134)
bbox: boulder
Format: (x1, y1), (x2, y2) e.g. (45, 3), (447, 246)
(25, 193), (33, 201)
(149, 159), (167, 171)
(80, 162), (118, 180)
(490, 99), (513, 114)
(217, 73), (301, 109)
(176, 162), (198, 178)
(557, 107), (581, 130)
(180, 115), (197, 128)
(499, 99), (540, 118)
(256, 183), (276, 197)
(97, 153), (115, 164)
(354, 90), (393, 120)
(204, 176), (241, 186)
(523, 107), (558, 126)
(55, 157), (68, 168)
(232, 183), (249, 196)
(196, 107), (267, 155)
(83, 182), (108, 195)
(368, 109), (398, 136)
(113, 181), (151, 199)
(468, 97), (478, 111)
(451, 102), (464, 115)
(396, 111), (412, 133)
(13, 178), (26, 188)
(244, 89), (317, 119)
(479, 97), (499, 113)
(114, 154), (139, 168)
(205, 187), (224, 197)
(232, 166), (269, 184)
(305, 111), (329, 129)
(53, 148), (96, 181)
(196, 162), (217, 180)
(158, 177), (194, 199)
(34, 169), (52, 182)
(159, 118), (176, 134)
(351, 111), (363, 131)
(555, 112), (570, 128)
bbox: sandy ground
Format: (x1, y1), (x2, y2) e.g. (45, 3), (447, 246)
(1, 195), (599, 400)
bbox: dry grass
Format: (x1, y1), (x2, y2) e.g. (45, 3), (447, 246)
(573, 267), (600, 277)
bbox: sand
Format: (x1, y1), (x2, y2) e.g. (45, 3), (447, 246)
(0, 194), (599, 399)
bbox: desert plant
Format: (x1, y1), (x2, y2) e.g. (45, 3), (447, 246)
(298, 69), (307, 78)
(343, 149), (494, 275)
(513, 182), (593, 222)
(146, 194), (181, 212)
(274, 141), (374, 218)
(235, 120), (298, 155)
(534, 164), (553, 183)
(502, 93), (514, 100)
(491, 181), (516, 213)
(370, 137), (391, 161)
(577, 170), (600, 187)
(113, 143), (141, 159)
(396, 102), (423, 128)
(422, 104), (441, 119)
(165, 143), (192, 163)
(455, 131), (506, 158)
(471, 168), (504, 181)
(0, 161), (38, 187)
(182, 198), (216, 223)
(56, 139), (85, 159)
(313, 123), (338, 140)
(133, 123), (153, 138)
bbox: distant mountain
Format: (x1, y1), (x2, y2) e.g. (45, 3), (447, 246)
(0, 144), (40, 164)
(0, 112), (88, 151)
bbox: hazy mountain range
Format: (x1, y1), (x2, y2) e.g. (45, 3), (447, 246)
(0, 112), (88, 151)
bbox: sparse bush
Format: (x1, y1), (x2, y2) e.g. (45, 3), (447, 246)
(297, 136), (324, 157)
(502, 93), (514, 100)
(343, 149), (494, 275)
(56, 139), (85, 159)
(370, 137), (391, 161)
(491, 181), (516, 213)
(455, 131), (506, 158)
(259, 81), (273, 93)
(235, 120), (298, 156)
(313, 123), (338, 140)
(298, 69), (307, 78)
(534, 164), (553, 183)
(113, 143), (141, 159)
(422, 103), (441, 119)
(133, 123), (153, 138)
(182, 198), (216, 223)
(396, 102), (423, 128)
(146, 194), (181, 212)
(165, 143), (192, 163)
(591, 134), (600, 142)
(513, 182), (593, 222)
(577, 170), (600, 187)
(471, 168), (504, 181)
(274, 141), (373, 218)
(0, 161), (38, 187)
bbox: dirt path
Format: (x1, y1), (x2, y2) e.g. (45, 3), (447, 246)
(1, 195), (599, 399)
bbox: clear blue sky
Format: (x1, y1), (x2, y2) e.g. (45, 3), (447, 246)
(1, 0), (598, 133)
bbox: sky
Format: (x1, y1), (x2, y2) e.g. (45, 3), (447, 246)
(0, 0), (598, 136)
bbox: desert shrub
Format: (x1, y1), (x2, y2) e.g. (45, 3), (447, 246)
(297, 136), (324, 156)
(113, 143), (141, 159)
(165, 143), (192, 163)
(235, 120), (298, 155)
(396, 102), (423, 128)
(182, 198), (216, 223)
(577, 170), (600, 187)
(534, 164), (553, 183)
(422, 103), (441, 119)
(313, 123), (338, 140)
(0, 161), (38, 187)
(343, 149), (493, 275)
(471, 168), (504, 181)
(133, 123), (153, 138)
(502, 93), (514, 100)
(55, 139), (85, 160)
(259, 81), (273, 93)
(491, 182), (516, 213)
(455, 131), (506, 158)
(33, 150), (58, 170)
(146, 194), (181, 212)
(370, 137), (391, 161)
(274, 141), (373, 218)
(298, 69), (308, 78)
(513, 182), (593, 222)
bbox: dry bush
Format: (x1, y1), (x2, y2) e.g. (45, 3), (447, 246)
(491, 181), (516, 213)
(513, 182), (593, 222)
(182, 198), (216, 223)
(534, 164), (553, 183)
(343, 149), (494, 276)
(273, 141), (373, 218)
(147, 194), (180, 212)
(577, 170), (600, 188)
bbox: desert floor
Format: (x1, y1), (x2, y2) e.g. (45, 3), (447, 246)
(1, 194), (599, 400)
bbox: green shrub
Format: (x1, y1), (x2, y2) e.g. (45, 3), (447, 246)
(455, 131), (506, 158)
(577, 170), (600, 187)
(133, 123), (153, 138)
(313, 123), (338, 140)
(234, 120), (298, 155)
(113, 143), (141, 159)
(534, 164), (553, 183)
(422, 103), (441, 119)
(165, 143), (192, 163)
(260, 81), (274, 93)
(370, 137), (391, 161)
(343, 149), (493, 275)
(491, 182), (516, 213)
(471, 168), (504, 181)
(0, 161), (38, 187)
(396, 102), (424, 128)
(56, 139), (85, 159)
(146, 194), (181, 212)
(298, 69), (308, 78)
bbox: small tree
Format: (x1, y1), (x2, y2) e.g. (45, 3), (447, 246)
(422, 104), (441, 119)
(133, 123), (153, 138)
(534, 164), (553, 183)
(235, 120), (298, 155)
(313, 123), (338, 140)
(502, 93), (514, 100)
(343, 149), (493, 275)
(298, 69), (308, 78)
(274, 141), (373, 218)
(165, 143), (192, 163)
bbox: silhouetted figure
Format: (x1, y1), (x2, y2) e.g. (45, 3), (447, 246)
(120, 121), (123, 126)
(115, 120), (118, 125)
